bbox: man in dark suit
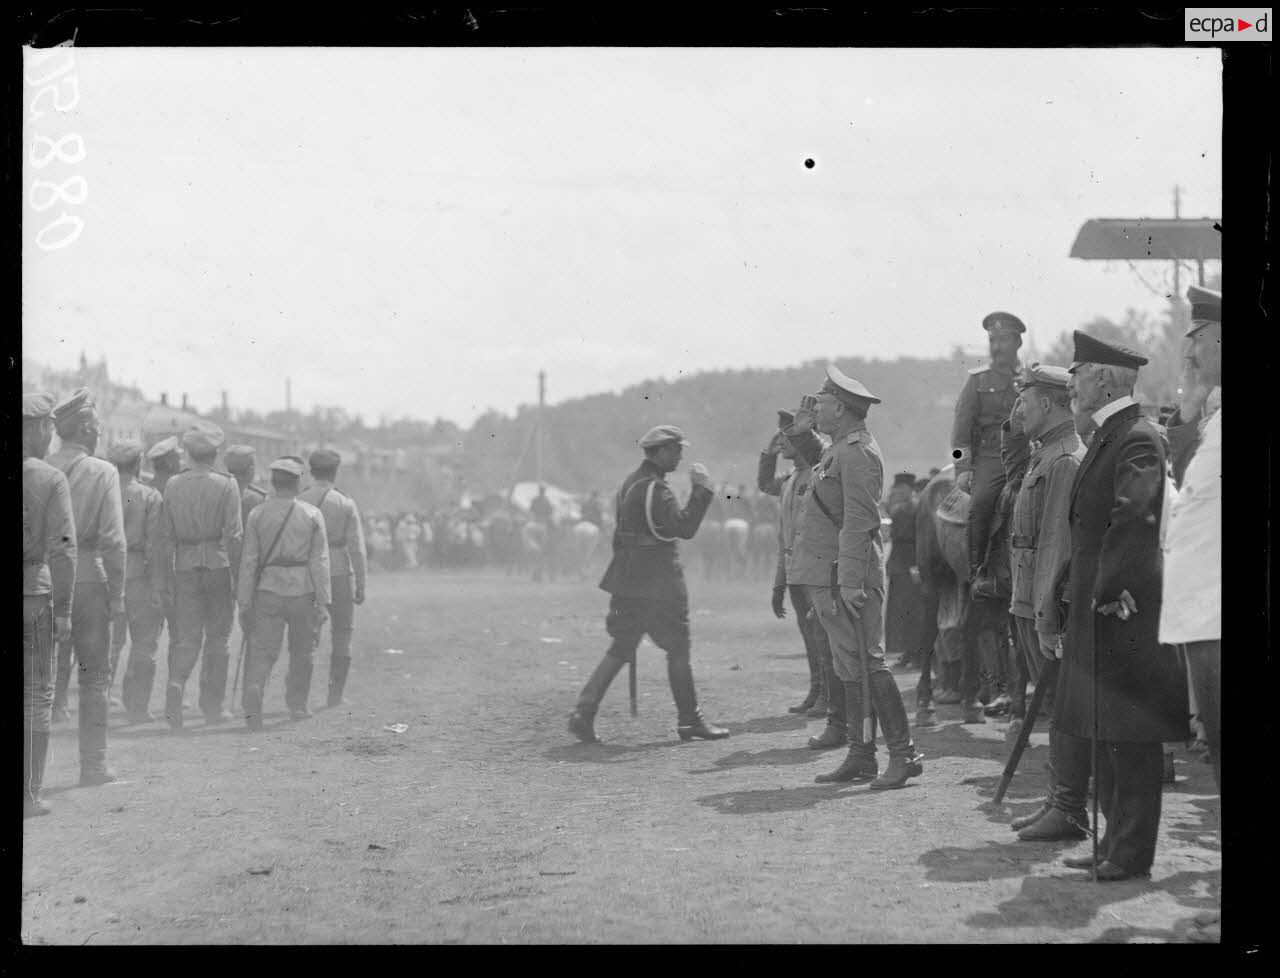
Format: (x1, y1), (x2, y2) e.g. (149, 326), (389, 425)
(1056, 331), (1190, 882)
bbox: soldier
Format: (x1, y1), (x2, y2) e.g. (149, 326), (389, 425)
(238, 457), (331, 729)
(998, 364), (1090, 842)
(757, 409), (832, 720)
(299, 448), (368, 708)
(23, 392), (77, 816)
(884, 472), (923, 669)
(792, 367), (924, 789)
(225, 445), (269, 570)
(46, 388), (127, 787)
(1160, 285), (1221, 941)
(144, 435), (184, 700)
(1057, 332), (1189, 881)
(157, 422), (243, 730)
(953, 312), (1025, 576)
(568, 425), (729, 743)
(110, 440), (167, 724)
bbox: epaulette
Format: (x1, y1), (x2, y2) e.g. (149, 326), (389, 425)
(967, 365), (988, 376)
(846, 430), (869, 446)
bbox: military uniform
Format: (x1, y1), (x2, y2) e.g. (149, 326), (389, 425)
(299, 449), (368, 707)
(793, 367), (922, 788)
(145, 436), (184, 694)
(46, 390), (127, 783)
(570, 426), (727, 741)
(111, 442), (167, 722)
(953, 313), (1024, 574)
(23, 392), (77, 814)
(238, 458), (332, 728)
(157, 423), (243, 728)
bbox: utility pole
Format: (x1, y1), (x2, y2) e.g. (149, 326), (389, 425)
(536, 370), (546, 487)
(1172, 185), (1182, 298)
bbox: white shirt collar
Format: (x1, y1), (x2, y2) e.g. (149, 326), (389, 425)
(1091, 394), (1136, 429)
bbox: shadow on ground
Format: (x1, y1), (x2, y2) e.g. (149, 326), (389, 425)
(698, 782), (921, 816)
(686, 745), (826, 775)
(542, 740), (684, 764)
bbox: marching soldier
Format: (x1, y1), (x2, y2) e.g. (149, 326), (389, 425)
(952, 312), (1024, 577)
(568, 425), (729, 743)
(299, 448), (368, 707)
(238, 457), (331, 729)
(46, 388), (127, 787)
(999, 364), (1090, 842)
(110, 441), (167, 724)
(225, 444), (269, 573)
(792, 367), (924, 789)
(757, 409), (833, 721)
(1057, 332), (1189, 881)
(157, 422), (243, 729)
(22, 392), (77, 816)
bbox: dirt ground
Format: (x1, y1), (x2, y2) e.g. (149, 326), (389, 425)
(22, 569), (1221, 945)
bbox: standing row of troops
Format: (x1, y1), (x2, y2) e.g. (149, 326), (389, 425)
(567, 287), (1221, 907)
(22, 398), (370, 818)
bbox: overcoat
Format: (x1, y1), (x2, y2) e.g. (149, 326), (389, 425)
(1055, 403), (1189, 743)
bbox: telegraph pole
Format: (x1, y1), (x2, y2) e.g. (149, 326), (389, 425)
(1172, 185), (1182, 297)
(536, 370), (546, 488)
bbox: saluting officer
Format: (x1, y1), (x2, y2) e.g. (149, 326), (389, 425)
(109, 440), (167, 724)
(22, 392), (77, 816)
(791, 367), (923, 790)
(46, 388), (127, 787)
(568, 425), (729, 744)
(157, 422), (243, 729)
(238, 457), (331, 730)
(298, 448), (368, 707)
(953, 312), (1025, 576)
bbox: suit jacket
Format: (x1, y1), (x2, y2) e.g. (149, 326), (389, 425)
(1055, 403), (1189, 743)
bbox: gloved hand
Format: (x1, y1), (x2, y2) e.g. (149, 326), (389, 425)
(689, 463), (712, 490)
(771, 586), (787, 619)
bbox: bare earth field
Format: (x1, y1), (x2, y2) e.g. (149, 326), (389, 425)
(22, 569), (1221, 944)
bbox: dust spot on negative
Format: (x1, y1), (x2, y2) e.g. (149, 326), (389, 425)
(804, 159), (815, 169)
(952, 450), (962, 460)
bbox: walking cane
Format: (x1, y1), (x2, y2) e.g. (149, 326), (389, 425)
(992, 658), (1058, 805)
(628, 658), (638, 717)
(231, 631), (249, 696)
(1091, 640), (1100, 883)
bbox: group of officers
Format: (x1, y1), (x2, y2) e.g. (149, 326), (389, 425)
(565, 286), (1222, 932)
(22, 390), (369, 819)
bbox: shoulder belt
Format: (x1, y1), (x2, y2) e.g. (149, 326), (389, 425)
(967, 365), (987, 376)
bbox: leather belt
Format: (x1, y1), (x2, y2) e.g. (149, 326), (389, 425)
(1011, 535), (1036, 549)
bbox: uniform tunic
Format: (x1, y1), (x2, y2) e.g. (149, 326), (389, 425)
(299, 481), (367, 659)
(118, 475), (166, 697)
(953, 361), (1021, 571)
(23, 457), (77, 733)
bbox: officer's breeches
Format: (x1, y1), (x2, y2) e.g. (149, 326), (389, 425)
(966, 456), (1006, 571)
(244, 591), (320, 712)
(593, 594), (699, 724)
(23, 595), (55, 733)
(807, 585), (886, 683)
(328, 574), (355, 659)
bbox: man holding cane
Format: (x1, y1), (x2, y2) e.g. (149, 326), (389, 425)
(568, 425), (728, 744)
(793, 367), (923, 789)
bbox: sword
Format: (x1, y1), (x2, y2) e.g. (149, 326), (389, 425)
(628, 658), (638, 717)
(993, 658), (1058, 805)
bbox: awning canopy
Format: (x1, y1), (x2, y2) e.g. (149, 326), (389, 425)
(1069, 218), (1221, 261)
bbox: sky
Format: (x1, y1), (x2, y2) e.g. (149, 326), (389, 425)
(22, 47), (1222, 426)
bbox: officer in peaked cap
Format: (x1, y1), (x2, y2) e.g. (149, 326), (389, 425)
(953, 312), (1025, 577)
(46, 387), (127, 786)
(790, 365), (924, 789)
(238, 455), (330, 729)
(299, 447), (368, 708)
(22, 390), (77, 815)
(569, 423), (729, 744)
(1067, 331), (1149, 373)
(157, 418), (242, 730)
(1185, 284), (1221, 336)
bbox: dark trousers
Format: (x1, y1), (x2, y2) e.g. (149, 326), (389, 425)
(961, 593), (1001, 701)
(1094, 739), (1165, 875)
(915, 584), (942, 705)
(70, 581), (111, 772)
(170, 567), (235, 715)
(885, 570), (923, 659)
(1184, 641), (1221, 791)
(966, 455), (1006, 573)
(788, 584), (830, 696)
(325, 574), (355, 660)
(1011, 615), (1056, 719)
(23, 596), (56, 734)
(243, 590), (321, 713)
(577, 594), (701, 724)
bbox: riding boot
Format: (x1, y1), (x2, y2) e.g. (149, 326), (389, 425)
(243, 684), (264, 732)
(127, 659), (157, 721)
(815, 680), (878, 782)
(286, 656), (314, 715)
(575, 654), (627, 716)
(328, 656), (351, 708)
(24, 731), (52, 817)
(666, 655), (700, 728)
(165, 682), (184, 731)
(868, 670), (924, 790)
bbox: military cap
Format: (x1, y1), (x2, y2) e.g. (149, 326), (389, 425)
(819, 364), (881, 406)
(638, 425), (689, 449)
(107, 440), (144, 468)
(893, 471), (917, 487)
(181, 421), (225, 455)
(777, 409), (795, 429)
(224, 444), (257, 474)
(22, 390), (57, 420)
(1186, 284), (1221, 336)
(146, 435), (182, 461)
(52, 387), (95, 424)
(269, 456), (306, 478)
(1017, 362), (1072, 391)
(1068, 331), (1148, 372)
(309, 447), (342, 470)
(982, 311), (1026, 335)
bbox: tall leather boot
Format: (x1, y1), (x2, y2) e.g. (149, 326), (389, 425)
(790, 615), (825, 714)
(328, 656), (352, 708)
(126, 659), (157, 722)
(808, 657), (848, 749)
(569, 654), (627, 742)
(243, 684), (264, 732)
(868, 670), (924, 790)
(815, 680), (878, 783)
(24, 731), (52, 818)
(670, 655), (728, 740)
(165, 682), (185, 731)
